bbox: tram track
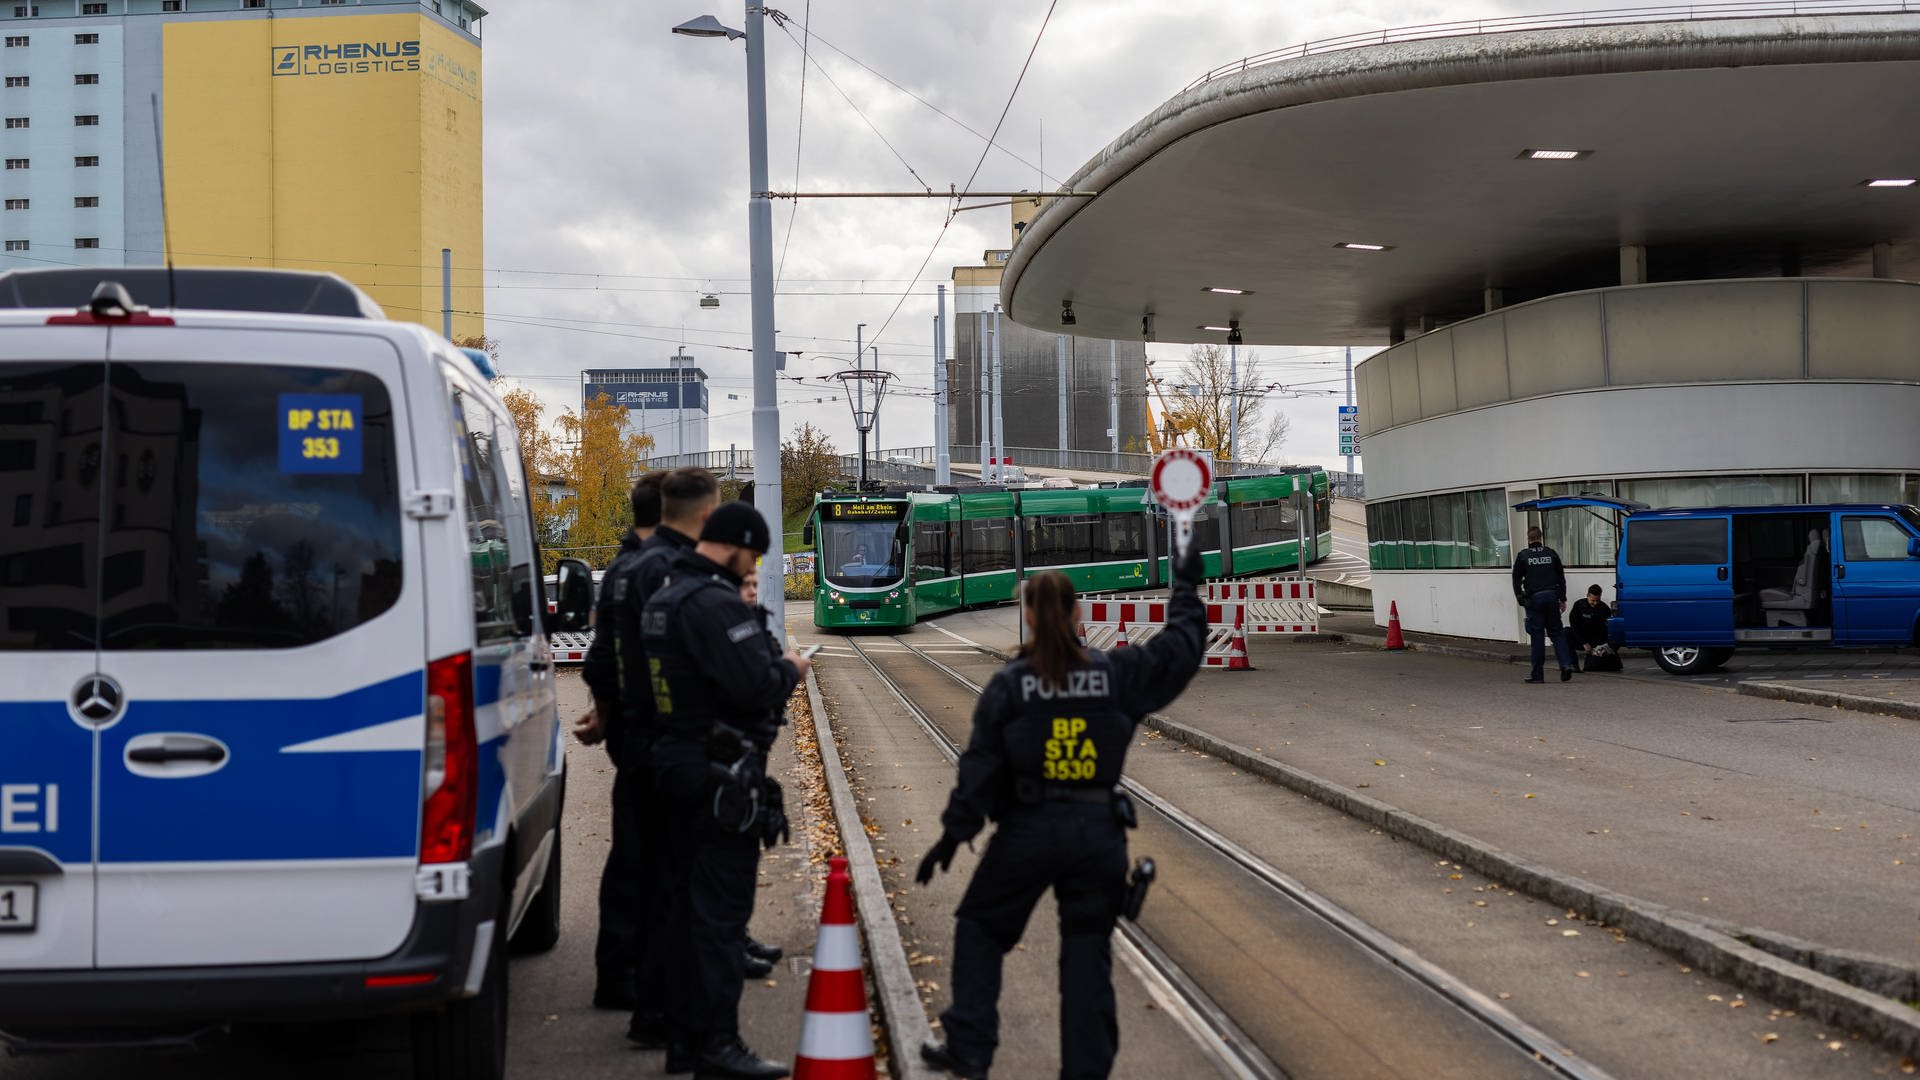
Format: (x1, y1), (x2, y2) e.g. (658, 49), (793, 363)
(841, 634), (1614, 1080)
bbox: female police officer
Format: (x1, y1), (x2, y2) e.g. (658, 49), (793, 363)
(916, 542), (1206, 1080)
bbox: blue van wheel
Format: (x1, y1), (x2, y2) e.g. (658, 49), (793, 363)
(1653, 646), (1714, 676)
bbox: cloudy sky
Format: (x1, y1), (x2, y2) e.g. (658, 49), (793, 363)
(481, 0), (1599, 471)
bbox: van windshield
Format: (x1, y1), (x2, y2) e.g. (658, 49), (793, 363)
(96, 362), (403, 650)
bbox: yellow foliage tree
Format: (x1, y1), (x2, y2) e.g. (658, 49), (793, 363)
(781, 422), (841, 519)
(498, 385), (566, 563)
(552, 393), (653, 569)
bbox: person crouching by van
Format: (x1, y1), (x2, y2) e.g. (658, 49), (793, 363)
(1567, 585), (1614, 672)
(1512, 526), (1575, 683)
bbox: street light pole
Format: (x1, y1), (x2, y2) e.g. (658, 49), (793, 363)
(935, 284), (950, 485)
(1228, 340), (1240, 470)
(854, 322), (865, 488)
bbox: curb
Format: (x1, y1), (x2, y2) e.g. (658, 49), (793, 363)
(1139, 711), (1920, 1058)
(805, 671), (939, 1080)
(1325, 630), (1524, 665)
(1736, 679), (1920, 723)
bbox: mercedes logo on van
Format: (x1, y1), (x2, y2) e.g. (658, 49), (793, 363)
(70, 673), (125, 727)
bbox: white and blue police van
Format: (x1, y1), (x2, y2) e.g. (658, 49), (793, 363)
(0, 268), (593, 1078)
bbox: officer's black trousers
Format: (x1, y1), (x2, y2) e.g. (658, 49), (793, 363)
(594, 742), (668, 1016)
(940, 806), (1128, 1080)
(654, 753), (761, 1042)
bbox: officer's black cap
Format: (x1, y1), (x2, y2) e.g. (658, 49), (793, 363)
(700, 500), (772, 554)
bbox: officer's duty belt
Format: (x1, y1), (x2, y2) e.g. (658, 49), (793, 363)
(1041, 785), (1115, 804)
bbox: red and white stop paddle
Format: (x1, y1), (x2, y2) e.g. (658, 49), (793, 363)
(1149, 448), (1212, 558)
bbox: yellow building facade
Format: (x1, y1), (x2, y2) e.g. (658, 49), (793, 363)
(161, 10), (483, 338)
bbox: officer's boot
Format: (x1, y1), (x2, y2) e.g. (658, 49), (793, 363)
(694, 1033), (788, 1079)
(921, 1038), (990, 1079)
(744, 935), (783, 963)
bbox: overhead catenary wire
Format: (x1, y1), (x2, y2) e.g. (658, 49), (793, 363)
(775, 0), (812, 288)
(772, 14), (933, 195)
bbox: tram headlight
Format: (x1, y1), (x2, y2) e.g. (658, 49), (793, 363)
(887, 589), (900, 600)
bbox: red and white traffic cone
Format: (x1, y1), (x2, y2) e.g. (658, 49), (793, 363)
(1384, 600), (1407, 651)
(792, 856), (876, 1080)
(1114, 618), (1130, 648)
(1224, 607), (1252, 671)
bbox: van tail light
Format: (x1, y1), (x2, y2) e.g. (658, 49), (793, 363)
(421, 651), (476, 865)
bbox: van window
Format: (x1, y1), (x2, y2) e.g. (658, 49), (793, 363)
(1840, 517), (1910, 562)
(96, 362), (402, 650)
(1627, 518), (1727, 566)
(0, 362), (103, 649)
(450, 388), (516, 643)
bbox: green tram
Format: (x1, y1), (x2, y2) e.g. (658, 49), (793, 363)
(805, 470), (1333, 628)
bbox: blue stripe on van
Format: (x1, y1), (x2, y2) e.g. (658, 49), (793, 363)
(0, 701), (94, 866)
(98, 671), (425, 864)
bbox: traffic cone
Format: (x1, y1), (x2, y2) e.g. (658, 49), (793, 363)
(1385, 600), (1407, 651)
(1224, 607), (1252, 671)
(792, 856), (877, 1080)
(1114, 618), (1130, 648)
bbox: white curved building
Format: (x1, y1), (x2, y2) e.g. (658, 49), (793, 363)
(999, 5), (1920, 641)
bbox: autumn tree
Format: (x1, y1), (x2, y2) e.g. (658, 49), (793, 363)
(552, 393), (654, 569)
(1163, 344), (1292, 465)
(498, 384), (566, 555)
(781, 422), (841, 518)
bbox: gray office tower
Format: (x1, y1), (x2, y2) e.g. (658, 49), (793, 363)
(949, 199), (1149, 457)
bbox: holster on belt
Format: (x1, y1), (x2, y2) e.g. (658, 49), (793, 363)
(1122, 857), (1156, 922)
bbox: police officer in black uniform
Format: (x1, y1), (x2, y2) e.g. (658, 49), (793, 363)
(594, 468), (722, 1038)
(579, 472), (661, 1010)
(916, 543), (1208, 1080)
(1513, 525), (1575, 683)
(643, 501), (810, 1079)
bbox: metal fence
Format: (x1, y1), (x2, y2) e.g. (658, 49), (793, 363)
(1183, 1), (1920, 91)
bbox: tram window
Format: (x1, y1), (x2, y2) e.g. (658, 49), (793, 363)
(912, 520), (951, 579)
(1191, 504), (1222, 553)
(1026, 514), (1096, 567)
(962, 517), (1013, 573)
(1229, 498), (1294, 547)
(1100, 512), (1146, 560)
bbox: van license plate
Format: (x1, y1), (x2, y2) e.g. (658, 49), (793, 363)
(0, 883), (35, 932)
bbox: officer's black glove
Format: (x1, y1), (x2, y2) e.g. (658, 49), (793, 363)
(914, 833), (960, 885)
(1173, 541), (1205, 588)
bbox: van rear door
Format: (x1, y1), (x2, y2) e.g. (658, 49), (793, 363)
(1621, 515), (1735, 647)
(0, 326), (112, 973)
(88, 326), (426, 968)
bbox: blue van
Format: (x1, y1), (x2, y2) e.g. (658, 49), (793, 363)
(1518, 497), (1920, 675)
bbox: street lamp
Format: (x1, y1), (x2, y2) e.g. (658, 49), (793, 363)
(674, 5), (786, 639)
(830, 367), (894, 491)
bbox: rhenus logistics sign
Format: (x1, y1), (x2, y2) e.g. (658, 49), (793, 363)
(273, 40), (421, 77)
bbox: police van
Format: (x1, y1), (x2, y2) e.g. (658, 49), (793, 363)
(0, 268), (593, 1077)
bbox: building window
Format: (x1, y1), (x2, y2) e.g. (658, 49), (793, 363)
(3, 116), (23, 129)
(4, 76), (24, 87)
(4, 36), (25, 47)
(73, 237), (97, 249)
(74, 73), (97, 84)
(4, 158), (26, 169)
(243, 0), (263, 6)
(3, 198), (24, 210)
(432, 1), (440, 12)
(73, 155), (97, 167)
(4, 240), (27, 251)
(73, 114), (96, 126)
(74, 32), (98, 43)
(13, 7), (38, 18)
(80, 2), (105, 13)
(161, 0), (182, 10)
(319, 0), (343, 5)
(73, 195), (97, 207)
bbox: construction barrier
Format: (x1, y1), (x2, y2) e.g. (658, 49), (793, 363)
(1079, 577), (1318, 665)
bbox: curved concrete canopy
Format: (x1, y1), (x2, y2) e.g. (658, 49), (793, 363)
(1003, 15), (1920, 346)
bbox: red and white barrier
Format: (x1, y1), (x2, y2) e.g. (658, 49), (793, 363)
(549, 630), (593, 664)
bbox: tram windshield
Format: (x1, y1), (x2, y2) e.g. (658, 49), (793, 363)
(817, 501), (907, 588)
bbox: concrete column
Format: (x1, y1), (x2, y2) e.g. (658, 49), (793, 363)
(1389, 318), (1406, 345)
(1483, 286), (1504, 312)
(1620, 244), (1647, 285)
(1417, 314), (1437, 334)
(1873, 242), (1893, 279)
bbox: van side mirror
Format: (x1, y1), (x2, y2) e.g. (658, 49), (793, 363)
(802, 522), (814, 546)
(553, 558), (594, 632)
(1908, 537), (1920, 560)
